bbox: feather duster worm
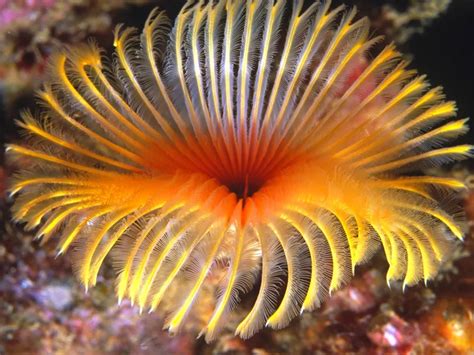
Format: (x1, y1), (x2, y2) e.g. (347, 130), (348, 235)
(7, 0), (473, 341)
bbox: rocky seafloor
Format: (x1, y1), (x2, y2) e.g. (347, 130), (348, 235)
(1, 1), (473, 354)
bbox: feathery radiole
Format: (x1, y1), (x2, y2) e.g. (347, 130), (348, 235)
(7, 0), (472, 341)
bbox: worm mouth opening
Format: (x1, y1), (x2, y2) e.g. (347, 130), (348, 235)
(224, 175), (265, 201)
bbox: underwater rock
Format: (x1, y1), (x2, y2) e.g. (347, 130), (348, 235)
(35, 284), (74, 311)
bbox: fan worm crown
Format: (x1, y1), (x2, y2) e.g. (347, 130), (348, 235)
(8, 0), (472, 341)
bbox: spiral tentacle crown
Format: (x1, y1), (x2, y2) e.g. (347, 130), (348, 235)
(8, 0), (472, 341)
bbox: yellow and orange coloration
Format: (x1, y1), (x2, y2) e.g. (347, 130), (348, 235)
(7, 0), (473, 341)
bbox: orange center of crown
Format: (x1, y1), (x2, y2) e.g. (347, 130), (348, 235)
(137, 127), (303, 225)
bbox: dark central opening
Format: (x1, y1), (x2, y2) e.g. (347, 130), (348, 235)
(226, 174), (263, 201)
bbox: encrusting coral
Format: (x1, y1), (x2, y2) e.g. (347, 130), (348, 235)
(382, 0), (452, 43)
(7, 0), (472, 341)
